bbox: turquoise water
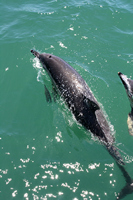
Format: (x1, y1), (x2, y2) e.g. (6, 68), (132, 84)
(0, 0), (133, 199)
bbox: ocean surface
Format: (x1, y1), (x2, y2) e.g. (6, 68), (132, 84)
(0, 0), (133, 199)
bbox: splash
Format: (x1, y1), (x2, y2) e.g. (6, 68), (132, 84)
(31, 57), (46, 84)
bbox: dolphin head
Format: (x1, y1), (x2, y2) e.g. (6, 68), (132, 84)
(31, 49), (54, 71)
(118, 72), (133, 108)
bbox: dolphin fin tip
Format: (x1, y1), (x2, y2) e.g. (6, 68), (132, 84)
(117, 181), (133, 199)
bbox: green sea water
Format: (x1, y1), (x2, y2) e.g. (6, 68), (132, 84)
(0, 0), (133, 199)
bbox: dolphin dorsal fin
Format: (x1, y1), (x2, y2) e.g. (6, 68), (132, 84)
(83, 96), (100, 111)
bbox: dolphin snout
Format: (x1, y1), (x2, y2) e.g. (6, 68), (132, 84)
(31, 49), (40, 58)
(118, 72), (123, 77)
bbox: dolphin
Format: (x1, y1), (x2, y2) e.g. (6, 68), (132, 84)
(118, 72), (133, 136)
(31, 49), (124, 165)
(30, 50), (133, 199)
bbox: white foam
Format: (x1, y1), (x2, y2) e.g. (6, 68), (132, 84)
(31, 57), (46, 84)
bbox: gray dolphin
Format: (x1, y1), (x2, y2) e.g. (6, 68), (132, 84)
(118, 72), (133, 136)
(31, 50), (133, 199)
(31, 49), (124, 166)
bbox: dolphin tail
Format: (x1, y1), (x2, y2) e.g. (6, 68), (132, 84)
(105, 144), (133, 199)
(117, 181), (133, 199)
(104, 143), (125, 166)
(116, 164), (133, 199)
